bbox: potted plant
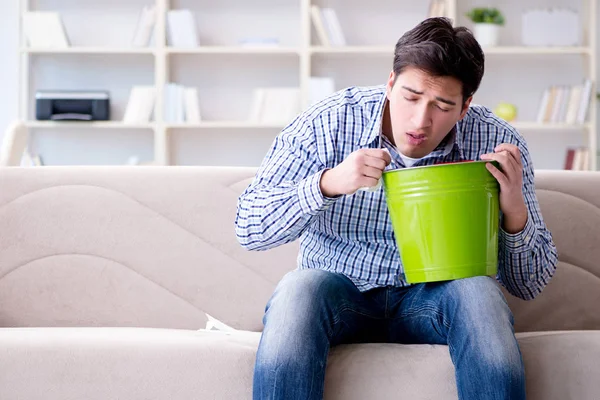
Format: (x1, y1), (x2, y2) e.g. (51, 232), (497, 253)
(466, 8), (505, 47)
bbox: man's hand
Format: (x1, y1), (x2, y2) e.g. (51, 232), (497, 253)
(320, 148), (391, 197)
(480, 144), (528, 234)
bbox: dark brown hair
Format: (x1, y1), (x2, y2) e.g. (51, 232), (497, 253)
(393, 17), (484, 104)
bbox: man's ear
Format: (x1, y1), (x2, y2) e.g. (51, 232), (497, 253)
(385, 71), (396, 101)
(459, 96), (473, 119)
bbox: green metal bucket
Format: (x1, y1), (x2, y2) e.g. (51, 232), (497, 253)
(382, 160), (500, 284)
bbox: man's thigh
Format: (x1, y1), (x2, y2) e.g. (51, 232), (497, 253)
(385, 276), (514, 345)
(264, 268), (389, 346)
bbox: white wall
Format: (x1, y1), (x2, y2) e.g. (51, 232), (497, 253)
(0, 0), (598, 168)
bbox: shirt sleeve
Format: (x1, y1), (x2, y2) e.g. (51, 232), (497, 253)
(496, 140), (559, 300)
(235, 114), (339, 251)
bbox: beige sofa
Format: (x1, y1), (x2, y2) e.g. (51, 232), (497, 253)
(0, 166), (599, 400)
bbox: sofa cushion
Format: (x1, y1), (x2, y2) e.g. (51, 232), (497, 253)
(1, 328), (599, 400)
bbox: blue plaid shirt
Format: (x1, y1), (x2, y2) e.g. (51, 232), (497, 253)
(235, 85), (558, 300)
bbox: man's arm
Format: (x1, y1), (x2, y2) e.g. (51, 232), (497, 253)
(235, 116), (336, 251)
(482, 140), (559, 300)
(235, 109), (391, 252)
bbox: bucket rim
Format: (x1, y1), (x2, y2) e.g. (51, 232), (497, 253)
(383, 160), (497, 175)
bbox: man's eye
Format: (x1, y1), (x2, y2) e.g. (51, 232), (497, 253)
(404, 97), (418, 102)
(437, 105), (450, 112)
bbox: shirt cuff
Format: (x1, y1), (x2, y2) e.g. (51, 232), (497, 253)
(499, 212), (537, 253)
(297, 169), (339, 215)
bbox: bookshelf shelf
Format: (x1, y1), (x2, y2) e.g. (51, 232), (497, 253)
(17, 0), (597, 170)
(310, 46), (593, 56)
(510, 122), (592, 130)
(22, 47), (156, 55)
(166, 122), (285, 129)
(483, 46), (591, 55)
(166, 47), (301, 55)
(310, 46), (393, 55)
(25, 121), (155, 130)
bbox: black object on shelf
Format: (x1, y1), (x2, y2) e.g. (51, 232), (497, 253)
(35, 90), (110, 121)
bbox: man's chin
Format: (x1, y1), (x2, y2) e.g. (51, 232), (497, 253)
(398, 144), (430, 159)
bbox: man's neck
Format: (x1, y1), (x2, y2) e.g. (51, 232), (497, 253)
(381, 100), (395, 146)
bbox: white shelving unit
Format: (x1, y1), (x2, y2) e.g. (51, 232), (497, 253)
(18, 0), (597, 169)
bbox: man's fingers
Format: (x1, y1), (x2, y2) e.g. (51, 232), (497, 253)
(494, 144), (522, 167)
(481, 151), (518, 179)
(361, 148), (392, 165)
(361, 165), (383, 180)
(485, 162), (509, 187)
(364, 155), (389, 171)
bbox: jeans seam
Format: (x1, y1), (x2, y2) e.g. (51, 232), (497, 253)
(398, 305), (451, 331)
(399, 305), (444, 320)
(329, 305), (385, 336)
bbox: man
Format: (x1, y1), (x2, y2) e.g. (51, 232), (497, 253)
(235, 17), (558, 400)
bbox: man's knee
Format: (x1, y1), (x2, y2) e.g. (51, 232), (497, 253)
(443, 277), (522, 370)
(444, 276), (514, 328)
(265, 269), (350, 322)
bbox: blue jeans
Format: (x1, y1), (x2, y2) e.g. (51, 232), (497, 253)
(253, 269), (525, 400)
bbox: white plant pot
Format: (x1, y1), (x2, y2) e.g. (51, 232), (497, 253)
(473, 23), (500, 47)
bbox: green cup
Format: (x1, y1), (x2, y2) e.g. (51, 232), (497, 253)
(382, 160), (500, 284)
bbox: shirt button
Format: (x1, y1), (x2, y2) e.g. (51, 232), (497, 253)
(525, 236), (531, 241)
(530, 274), (535, 280)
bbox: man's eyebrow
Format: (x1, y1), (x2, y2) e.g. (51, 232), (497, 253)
(401, 85), (456, 106)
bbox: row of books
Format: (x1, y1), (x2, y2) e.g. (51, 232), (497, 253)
(248, 88), (301, 125)
(122, 79), (337, 125)
(564, 148), (591, 170)
(134, 7), (200, 48)
(20, 8), (196, 49)
(20, 149), (44, 167)
(123, 84), (201, 123)
(248, 77), (337, 123)
(535, 79), (593, 124)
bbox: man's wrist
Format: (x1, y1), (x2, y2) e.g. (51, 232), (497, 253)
(501, 198), (528, 234)
(500, 211), (536, 253)
(502, 209), (528, 234)
(319, 168), (340, 198)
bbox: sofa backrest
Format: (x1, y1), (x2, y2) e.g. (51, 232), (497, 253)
(502, 170), (600, 332)
(0, 167), (598, 333)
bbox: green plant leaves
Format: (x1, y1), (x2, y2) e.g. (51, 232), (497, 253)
(466, 8), (505, 25)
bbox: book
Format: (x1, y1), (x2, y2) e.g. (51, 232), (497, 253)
(310, 5), (330, 46)
(428, 0), (446, 18)
(132, 5), (156, 47)
(167, 9), (199, 48)
(320, 8), (346, 46)
(22, 11), (70, 48)
(576, 79), (593, 124)
(183, 87), (201, 123)
(260, 88), (301, 124)
(248, 87), (301, 124)
(565, 147), (590, 170)
(164, 83), (186, 123)
(123, 86), (156, 123)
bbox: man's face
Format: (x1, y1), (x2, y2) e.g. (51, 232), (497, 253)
(385, 66), (471, 158)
